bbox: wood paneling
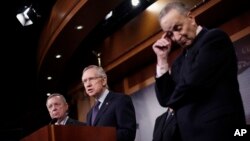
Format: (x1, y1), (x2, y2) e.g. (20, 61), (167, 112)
(38, 0), (86, 70)
(38, 0), (125, 72)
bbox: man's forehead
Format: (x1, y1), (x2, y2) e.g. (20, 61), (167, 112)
(160, 10), (184, 31)
(83, 69), (97, 77)
(48, 96), (62, 103)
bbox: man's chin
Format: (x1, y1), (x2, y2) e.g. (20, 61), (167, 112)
(88, 92), (96, 97)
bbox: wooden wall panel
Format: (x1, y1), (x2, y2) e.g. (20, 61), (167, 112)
(219, 10), (250, 37)
(101, 10), (161, 67)
(38, 0), (86, 69)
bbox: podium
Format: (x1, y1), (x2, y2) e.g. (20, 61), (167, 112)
(21, 125), (116, 141)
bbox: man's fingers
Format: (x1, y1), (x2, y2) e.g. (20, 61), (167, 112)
(161, 32), (167, 39)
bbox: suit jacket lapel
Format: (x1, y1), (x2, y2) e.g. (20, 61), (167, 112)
(93, 92), (113, 125)
(162, 113), (174, 132)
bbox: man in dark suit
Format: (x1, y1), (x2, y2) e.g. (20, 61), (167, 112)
(81, 65), (136, 141)
(46, 93), (86, 125)
(153, 108), (181, 141)
(152, 1), (246, 141)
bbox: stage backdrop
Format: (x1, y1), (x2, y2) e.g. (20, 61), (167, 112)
(131, 83), (166, 141)
(235, 33), (250, 124)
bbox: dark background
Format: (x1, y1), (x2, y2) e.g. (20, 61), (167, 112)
(1, 0), (56, 140)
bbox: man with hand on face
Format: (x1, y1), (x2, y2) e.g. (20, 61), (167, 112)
(46, 93), (86, 125)
(152, 1), (246, 141)
(81, 65), (136, 141)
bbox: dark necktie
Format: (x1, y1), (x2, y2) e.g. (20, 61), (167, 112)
(166, 108), (173, 120)
(91, 101), (100, 125)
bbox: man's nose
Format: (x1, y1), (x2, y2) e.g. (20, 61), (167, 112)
(51, 106), (57, 111)
(173, 32), (182, 41)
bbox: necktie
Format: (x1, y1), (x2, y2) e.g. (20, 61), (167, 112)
(166, 108), (173, 120)
(91, 101), (100, 125)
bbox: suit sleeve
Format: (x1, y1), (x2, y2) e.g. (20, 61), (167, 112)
(155, 72), (176, 107)
(116, 95), (136, 141)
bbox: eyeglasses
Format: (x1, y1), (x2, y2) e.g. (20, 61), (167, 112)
(82, 76), (102, 84)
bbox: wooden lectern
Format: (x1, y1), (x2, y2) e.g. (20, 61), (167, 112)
(21, 125), (116, 141)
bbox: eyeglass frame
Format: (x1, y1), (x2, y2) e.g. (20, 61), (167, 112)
(82, 76), (103, 84)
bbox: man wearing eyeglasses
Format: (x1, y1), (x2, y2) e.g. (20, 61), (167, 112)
(81, 65), (136, 141)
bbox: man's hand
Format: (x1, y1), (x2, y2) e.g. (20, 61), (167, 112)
(152, 33), (172, 59)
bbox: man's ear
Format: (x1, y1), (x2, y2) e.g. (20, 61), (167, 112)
(102, 77), (107, 86)
(187, 11), (194, 19)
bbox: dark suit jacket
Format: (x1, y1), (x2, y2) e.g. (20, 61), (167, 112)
(86, 91), (136, 141)
(155, 28), (246, 141)
(153, 110), (181, 141)
(66, 117), (86, 125)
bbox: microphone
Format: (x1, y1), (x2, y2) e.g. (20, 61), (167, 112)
(50, 118), (58, 125)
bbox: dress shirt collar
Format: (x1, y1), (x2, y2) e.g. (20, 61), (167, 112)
(55, 116), (69, 125)
(196, 25), (202, 36)
(96, 89), (109, 109)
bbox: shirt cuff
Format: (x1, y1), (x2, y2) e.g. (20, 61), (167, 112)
(156, 64), (168, 78)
